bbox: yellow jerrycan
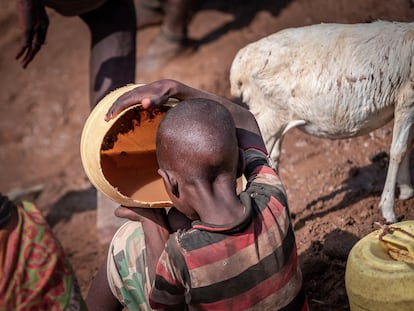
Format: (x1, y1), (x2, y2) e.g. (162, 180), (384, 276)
(345, 220), (414, 311)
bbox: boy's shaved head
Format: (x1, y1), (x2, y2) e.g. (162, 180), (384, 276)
(156, 99), (239, 182)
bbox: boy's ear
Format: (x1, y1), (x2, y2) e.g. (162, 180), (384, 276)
(158, 169), (179, 198)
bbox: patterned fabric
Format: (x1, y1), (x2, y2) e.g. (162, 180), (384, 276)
(107, 221), (152, 311)
(108, 148), (308, 310)
(0, 201), (86, 311)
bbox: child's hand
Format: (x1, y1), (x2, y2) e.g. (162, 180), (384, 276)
(115, 205), (169, 228)
(105, 79), (177, 121)
(167, 207), (192, 231)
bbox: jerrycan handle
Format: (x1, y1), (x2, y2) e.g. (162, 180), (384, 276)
(377, 223), (414, 264)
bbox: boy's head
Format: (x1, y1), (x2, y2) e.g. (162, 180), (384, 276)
(156, 99), (239, 217)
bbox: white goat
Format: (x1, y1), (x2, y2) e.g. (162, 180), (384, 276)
(230, 21), (414, 223)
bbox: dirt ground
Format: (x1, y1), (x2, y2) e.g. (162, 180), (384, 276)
(2, 1), (414, 310)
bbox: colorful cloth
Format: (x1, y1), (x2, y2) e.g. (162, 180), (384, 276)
(107, 148), (308, 310)
(0, 201), (86, 311)
(107, 220), (152, 311)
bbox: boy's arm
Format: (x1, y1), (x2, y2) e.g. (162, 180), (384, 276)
(114, 206), (171, 284)
(105, 79), (267, 151)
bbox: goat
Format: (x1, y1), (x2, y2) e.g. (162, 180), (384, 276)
(230, 21), (414, 223)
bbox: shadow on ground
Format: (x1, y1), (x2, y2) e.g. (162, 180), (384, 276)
(293, 151), (414, 230)
(192, 0), (294, 48)
(299, 229), (359, 311)
(46, 186), (97, 227)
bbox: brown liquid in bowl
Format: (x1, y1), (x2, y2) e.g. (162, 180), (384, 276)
(100, 106), (171, 204)
(101, 150), (169, 202)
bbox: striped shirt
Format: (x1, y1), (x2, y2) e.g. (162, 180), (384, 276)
(149, 148), (307, 310)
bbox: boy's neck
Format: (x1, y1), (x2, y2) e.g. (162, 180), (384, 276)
(184, 180), (245, 226)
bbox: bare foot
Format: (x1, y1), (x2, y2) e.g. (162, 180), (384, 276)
(140, 28), (190, 71)
(135, 0), (164, 30)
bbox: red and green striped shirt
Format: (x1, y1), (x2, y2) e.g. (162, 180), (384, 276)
(150, 149), (307, 310)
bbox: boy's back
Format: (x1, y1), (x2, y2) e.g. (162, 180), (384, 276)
(151, 148), (306, 310)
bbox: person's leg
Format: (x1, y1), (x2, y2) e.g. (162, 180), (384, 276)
(86, 259), (123, 311)
(80, 0), (137, 244)
(141, 0), (199, 71)
(80, 0), (137, 108)
(162, 0), (196, 40)
(134, 0), (165, 30)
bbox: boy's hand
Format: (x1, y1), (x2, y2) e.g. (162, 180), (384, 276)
(115, 205), (169, 228)
(15, 0), (49, 68)
(167, 207), (192, 231)
(105, 79), (177, 121)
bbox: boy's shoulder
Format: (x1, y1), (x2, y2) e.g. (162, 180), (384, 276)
(244, 152), (287, 206)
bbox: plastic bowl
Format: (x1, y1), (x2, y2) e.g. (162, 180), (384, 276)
(80, 84), (174, 208)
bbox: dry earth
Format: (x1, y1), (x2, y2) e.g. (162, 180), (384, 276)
(1, 1), (414, 310)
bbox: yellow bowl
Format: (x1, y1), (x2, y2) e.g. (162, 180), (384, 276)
(80, 84), (174, 208)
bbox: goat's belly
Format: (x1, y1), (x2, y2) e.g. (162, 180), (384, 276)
(296, 106), (394, 139)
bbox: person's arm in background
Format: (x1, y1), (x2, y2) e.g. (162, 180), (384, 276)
(105, 79), (267, 151)
(15, 0), (49, 68)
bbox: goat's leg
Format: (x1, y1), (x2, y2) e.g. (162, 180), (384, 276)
(255, 115), (283, 171)
(266, 135), (283, 172)
(379, 106), (414, 223)
(397, 125), (414, 200)
(265, 120), (306, 172)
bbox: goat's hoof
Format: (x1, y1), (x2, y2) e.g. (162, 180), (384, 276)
(382, 213), (398, 224)
(379, 203), (397, 224)
(398, 185), (414, 200)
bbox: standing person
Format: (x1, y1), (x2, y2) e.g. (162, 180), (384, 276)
(86, 79), (308, 310)
(0, 193), (86, 310)
(14, 0), (200, 101)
